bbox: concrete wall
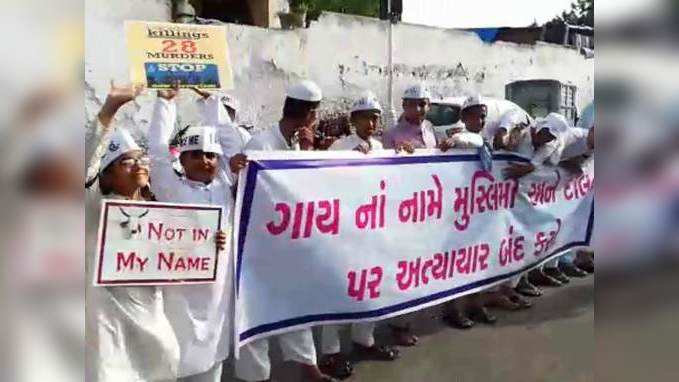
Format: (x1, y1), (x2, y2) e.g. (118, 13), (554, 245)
(85, 3), (593, 140)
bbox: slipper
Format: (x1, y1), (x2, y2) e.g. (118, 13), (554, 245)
(353, 343), (400, 361)
(319, 354), (353, 380)
(443, 311), (475, 329)
(388, 325), (419, 346)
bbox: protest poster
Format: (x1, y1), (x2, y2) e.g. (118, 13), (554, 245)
(233, 150), (594, 348)
(94, 200), (223, 286)
(125, 20), (233, 89)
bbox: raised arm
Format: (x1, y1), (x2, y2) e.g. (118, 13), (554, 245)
(86, 82), (144, 182)
(148, 86), (182, 199)
(194, 89), (230, 126)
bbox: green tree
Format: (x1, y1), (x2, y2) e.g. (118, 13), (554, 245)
(553, 0), (593, 26)
(292, 0), (381, 21)
(542, 0), (593, 44)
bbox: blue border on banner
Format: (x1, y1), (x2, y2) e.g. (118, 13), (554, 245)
(235, 153), (592, 342)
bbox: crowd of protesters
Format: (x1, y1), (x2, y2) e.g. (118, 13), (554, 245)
(86, 80), (594, 382)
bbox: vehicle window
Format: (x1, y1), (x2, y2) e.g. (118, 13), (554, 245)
(427, 104), (460, 126)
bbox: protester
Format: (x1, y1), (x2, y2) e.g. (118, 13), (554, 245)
(487, 108), (533, 151)
(147, 83), (231, 382)
(320, 93), (399, 379)
(438, 95), (525, 327)
(232, 80), (338, 382)
(380, 83), (444, 345)
(457, 102), (537, 310)
(328, 92), (384, 152)
(382, 83), (437, 153)
(503, 112), (575, 290)
(559, 125), (596, 276)
(85, 83), (181, 382)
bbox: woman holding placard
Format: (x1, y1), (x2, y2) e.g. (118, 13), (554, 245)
(85, 82), (181, 382)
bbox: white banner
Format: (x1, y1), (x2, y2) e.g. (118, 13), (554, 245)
(94, 200), (223, 286)
(234, 150), (593, 349)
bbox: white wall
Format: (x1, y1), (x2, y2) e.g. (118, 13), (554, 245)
(85, 7), (593, 139)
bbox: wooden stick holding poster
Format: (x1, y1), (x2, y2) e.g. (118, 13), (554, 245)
(94, 200), (224, 286)
(125, 20), (233, 89)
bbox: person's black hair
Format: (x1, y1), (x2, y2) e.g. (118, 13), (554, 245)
(282, 97), (320, 119)
(350, 109), (381, 120)
(461, 104), (487, 116)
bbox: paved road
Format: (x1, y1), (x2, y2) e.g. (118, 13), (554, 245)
(222, 276), (594, 382)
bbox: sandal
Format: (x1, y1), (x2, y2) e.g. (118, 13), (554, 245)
(544, 267), (570, 284)
(488, 293), (521, 311)
(319, 354), (353, 380)
(574, 259), (594, 273)
(388, 324), (419, 346)
(469, 307), (497, 325)
(509, 294), (532, 309)
(443, 310), (475, 329)
(353, 343), (400, 361)
(528, 269), (563, 287)
(516, 276), (543, 297)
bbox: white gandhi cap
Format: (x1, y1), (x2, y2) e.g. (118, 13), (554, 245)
(351, 92), (382, 113)
(100, 129), (142, 172)
(402, 83), (431, 100)
(536, 112), (570, 137)
(177, 125), (223, 155)
(462, 94), (487, 111)
(287, 80), (323, 102)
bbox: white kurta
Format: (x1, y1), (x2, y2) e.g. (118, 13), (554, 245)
(197, 95), (252, 161)
(560, 127), (592, 160)
(86, 121), (180, 382)
(148, 98), (234, 377)
(235, 123), (319, 382)
(510, 129), (563, 167)
(482, 108), (532, 143)
(328, 133), (383, 151)
(447, 130), (485, 149)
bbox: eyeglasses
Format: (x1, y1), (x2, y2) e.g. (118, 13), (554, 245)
(117, 156), (150, 167)
(187, 151), (218, 160)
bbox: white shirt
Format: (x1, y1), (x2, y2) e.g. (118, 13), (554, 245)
(198, 94), (252, 160)
(328, 133), (383, 151)
(560, 127), (592, 160)
(447, 130), (485, 149)
(148, 97), (234, 377)
(482, 108), (532, 143)
(511, 128), (563, 167)
(245, 123), (301, 151)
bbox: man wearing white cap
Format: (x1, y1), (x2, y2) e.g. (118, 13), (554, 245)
(488, 108), (534, 151)
(148, 85), (231, 382)
(557, 123), (595, 278)
(329, 92), (384, 152)
(503, 112), (574, 290)
(438, 94), (490, 152)
(438, 95), (508, 328)
(86, 83), (181, 382)
(503, 112), (571, 179)
(382, 83), (438, 152)
(234, 80), (338, 382)
(318, 92), (399, 379)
